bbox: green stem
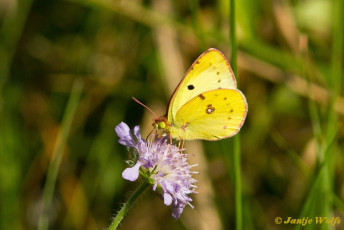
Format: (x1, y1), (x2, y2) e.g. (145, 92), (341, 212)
(230, 1), (242, 230)
(108, 182), (149, 230)
(38, 80), (83, 230)
(230, 1), (237, 74)
(233, 136), (242, 230)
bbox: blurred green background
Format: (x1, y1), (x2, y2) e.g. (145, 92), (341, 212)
(0, 0), (343, 229)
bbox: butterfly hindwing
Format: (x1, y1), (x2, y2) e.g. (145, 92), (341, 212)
(169, 89), (247, 140)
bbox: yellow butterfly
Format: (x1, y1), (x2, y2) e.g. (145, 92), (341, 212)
(138, 48), (248, 141)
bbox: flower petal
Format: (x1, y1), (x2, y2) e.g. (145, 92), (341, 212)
(118, 139), (135, 147)
(133, 125), (141, 139)
(115, 122), (130, 138)
(122, 162), (141, 181)
(163, 193), (173, 206)
(115, 122), (136, 147)
(172, 204), (185, 219)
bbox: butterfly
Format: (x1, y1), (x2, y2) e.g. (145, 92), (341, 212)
(136, 48), (247, 142)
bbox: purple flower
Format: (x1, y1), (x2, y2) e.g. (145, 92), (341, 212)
(115, 122), (198, 219)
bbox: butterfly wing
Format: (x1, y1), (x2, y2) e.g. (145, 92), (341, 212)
(168, 89), (247, 140)
(167, 48), (237, 122)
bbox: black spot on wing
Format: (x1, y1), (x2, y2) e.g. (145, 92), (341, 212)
(188, 85), (195, 90)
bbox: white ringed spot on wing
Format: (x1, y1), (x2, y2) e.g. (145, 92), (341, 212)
(206, 106), (215, 114)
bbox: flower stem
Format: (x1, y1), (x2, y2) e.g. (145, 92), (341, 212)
(108, 182), (149, 230)
(230, 0), (243, 230)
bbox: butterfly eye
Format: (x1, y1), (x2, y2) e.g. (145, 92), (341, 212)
(158, 121), (166, 129)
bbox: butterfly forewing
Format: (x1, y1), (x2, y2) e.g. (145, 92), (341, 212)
(167, 48), (237, 122)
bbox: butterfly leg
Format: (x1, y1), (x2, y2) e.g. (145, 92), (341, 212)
(179, 138), (184, 153)
(166, 134), (173, 152)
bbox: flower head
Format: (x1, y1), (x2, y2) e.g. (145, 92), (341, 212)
(115, 122), (198, 219)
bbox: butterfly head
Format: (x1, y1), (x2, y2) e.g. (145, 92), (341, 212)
(153, 116), (169, 131)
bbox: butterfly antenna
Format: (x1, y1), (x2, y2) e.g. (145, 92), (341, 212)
(132, 97), (159, 119)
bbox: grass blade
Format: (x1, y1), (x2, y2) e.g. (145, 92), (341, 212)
(38, 80), (83, 230)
